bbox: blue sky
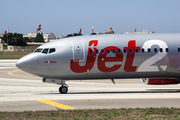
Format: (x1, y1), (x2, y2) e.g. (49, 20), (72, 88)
(1, 0), (180, 36)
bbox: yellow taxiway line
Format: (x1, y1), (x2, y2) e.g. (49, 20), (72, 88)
(8, 70), (39, 78)
(38, 100), (75, 109)
(8, 70), (21, 76)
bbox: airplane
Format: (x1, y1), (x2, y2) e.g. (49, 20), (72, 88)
(16, 33), (180, 94)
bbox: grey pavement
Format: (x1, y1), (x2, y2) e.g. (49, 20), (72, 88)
(0, 59), (180, 111)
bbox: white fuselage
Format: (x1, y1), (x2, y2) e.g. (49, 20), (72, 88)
(16, 33), (180, 80)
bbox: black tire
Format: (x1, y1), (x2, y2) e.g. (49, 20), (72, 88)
(59, 86), (68, 94)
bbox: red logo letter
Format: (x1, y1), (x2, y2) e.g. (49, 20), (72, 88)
(98, 46), (123, 72)
(124, 40), (140, 72)
(70, 40), (98, 73)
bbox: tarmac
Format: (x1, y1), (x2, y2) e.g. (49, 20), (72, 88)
(0, 59), (180, 111)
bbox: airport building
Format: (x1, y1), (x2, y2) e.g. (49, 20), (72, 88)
(23, 32), (62, 43)
(97, 26), (115, 35)
(23, 32), (37, 39)
(124, 30), (155, 34)
(43, 33), (56, 42)
(0, 33), (3, 37)
(0, 38), (4, 51)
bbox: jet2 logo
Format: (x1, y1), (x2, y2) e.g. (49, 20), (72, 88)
(70, 40), (168, 73)
(70, 40), (98, 73)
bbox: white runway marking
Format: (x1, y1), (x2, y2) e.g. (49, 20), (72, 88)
(0, 67), (16, 69)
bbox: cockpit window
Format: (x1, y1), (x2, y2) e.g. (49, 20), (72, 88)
(42, 48), (49, 54)
(49, 48), (56, 53)
(34, 48), (43, 53)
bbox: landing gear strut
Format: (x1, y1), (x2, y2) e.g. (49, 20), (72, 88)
(58, 80), (68, 94)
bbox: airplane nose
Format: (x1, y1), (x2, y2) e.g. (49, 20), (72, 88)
(16, 56), (33, 73)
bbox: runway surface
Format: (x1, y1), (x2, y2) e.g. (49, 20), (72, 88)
(0, 59), (180, 111)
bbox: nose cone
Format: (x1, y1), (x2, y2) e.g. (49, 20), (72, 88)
(16, 54), (33, 73)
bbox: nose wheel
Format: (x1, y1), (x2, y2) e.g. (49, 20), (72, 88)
(59, 85), (68, 94)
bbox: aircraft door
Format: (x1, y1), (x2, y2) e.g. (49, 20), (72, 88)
(35, 58), (38, 66)
(32, 57), (39, 73)
(71, 40), (85, 62)
(33, 58), (39, 68)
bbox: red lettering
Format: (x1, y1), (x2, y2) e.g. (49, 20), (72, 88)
(89, 40), (98, 46)
(124, 40), (141, 72)
(70, 40), (98, 73)
(44, 61), (57, 63)
(50, 61), (57, 63)
(70, 40), (140, 73)
(98, 46), (123, 72)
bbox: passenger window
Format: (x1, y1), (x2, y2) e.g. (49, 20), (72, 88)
(129, 49), (132, 53)
(135, 49), (139, 53)
(154, 48), (157, 52)
(141, 48), (144, 53)
(148, 48), (151, 53)
(178, 48), (180, 52)
(166, 48), (169, 52)
(49, 48), (56, 53)
(90, 49), (93, 54)
(107, 49), (110, 53)
(101, 49), (104, 54)
(112, 49), (115, 53)
(160, 48), (163, 52)
(123, 49), (127, 53)
(34, 48), (43, 53)
(95, 49), (98, 54)
(42, 48), (49, 54)
(118, 49), (121, 53)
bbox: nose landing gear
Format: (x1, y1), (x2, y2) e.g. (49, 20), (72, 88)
(42, 78), (68, 94)
(59, 85), (68, 94)
(59, 79), (68, 94)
